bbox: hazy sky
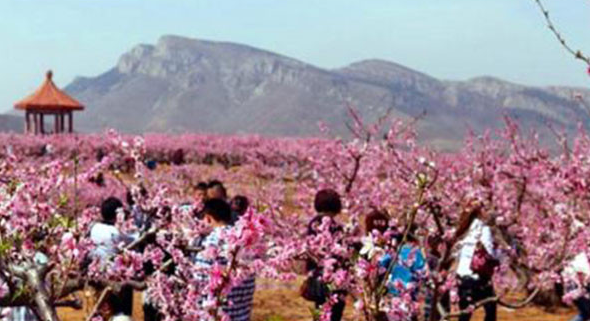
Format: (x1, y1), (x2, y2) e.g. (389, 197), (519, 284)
(0, 0), (588, 112)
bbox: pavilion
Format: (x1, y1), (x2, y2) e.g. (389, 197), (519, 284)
(14, 70), (84, 134)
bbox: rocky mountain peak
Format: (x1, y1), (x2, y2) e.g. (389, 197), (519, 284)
(53, 35), (590, 149)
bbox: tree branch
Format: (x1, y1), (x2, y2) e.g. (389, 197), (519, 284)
(532, 0), (590, 66)
(438, 287), (539, 320)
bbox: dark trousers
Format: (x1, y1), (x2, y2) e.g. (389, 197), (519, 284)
(425, 290), (450, 321)
(458, 277), (496, 321)
(111, 285), (134, 315)
(571, 293), (590, 321)
(144, 302), (164, 321)
(314, 292), (346, 321)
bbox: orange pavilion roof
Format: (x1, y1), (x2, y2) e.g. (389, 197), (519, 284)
(14, 70), (84, 111)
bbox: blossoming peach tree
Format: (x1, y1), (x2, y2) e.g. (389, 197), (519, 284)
(0, 114), (588, 321)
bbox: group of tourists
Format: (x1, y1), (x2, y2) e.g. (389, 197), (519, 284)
(299, 190), (502, 321)
(5, 182), (590, 321)
(84, 180), (253, 321)
(301, 190), (590, 321)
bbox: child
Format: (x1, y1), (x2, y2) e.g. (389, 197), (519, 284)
(379, 227), (425, 321)
(380, 233), (426, 295)
(194, 199), (256, 321)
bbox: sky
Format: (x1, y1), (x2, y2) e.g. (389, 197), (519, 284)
(0, 0), (589, 112)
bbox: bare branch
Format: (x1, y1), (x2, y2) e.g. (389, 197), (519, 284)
(85, 287), (111, 321)
(438, 287), (540, 320)
(54, 297), (82, 309)
(532, 0), (590, 66)
(126, 227), (157, 250)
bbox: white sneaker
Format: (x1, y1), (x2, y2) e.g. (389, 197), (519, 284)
(111, 314), (132, 321)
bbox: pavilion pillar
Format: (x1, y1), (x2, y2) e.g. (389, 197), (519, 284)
(68, 112), (73, 133)
(54, 114), (59, 134)
(33, 113), (38, 135)
(40, 114), (45, 135)
(25, 111), (30, 134)
(58, 113), (64, 133)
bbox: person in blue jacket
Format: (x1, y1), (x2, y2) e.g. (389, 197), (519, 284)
(380, 231), (426, 321)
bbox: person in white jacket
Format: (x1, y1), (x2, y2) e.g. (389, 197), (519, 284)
(89, 197), (134, 321)
(563, 251), (590, 321)
(454, 205), (498, 321)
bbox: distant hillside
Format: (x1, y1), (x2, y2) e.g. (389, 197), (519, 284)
(0, 115), (22, 133)
(44, 35), (590, 148)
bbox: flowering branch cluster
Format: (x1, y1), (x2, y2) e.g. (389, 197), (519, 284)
(0, 114), (588, 321)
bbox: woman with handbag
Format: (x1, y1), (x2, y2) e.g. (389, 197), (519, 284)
(454, 204), (499, 321)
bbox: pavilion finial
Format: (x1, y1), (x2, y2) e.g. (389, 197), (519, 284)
(46, 70), (53, 81)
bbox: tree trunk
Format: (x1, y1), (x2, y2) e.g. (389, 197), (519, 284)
(26, 269), (60, 321)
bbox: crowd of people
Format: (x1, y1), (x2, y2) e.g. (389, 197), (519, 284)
(82, 180), (254, 321)
(300, 190), (590, 321)
(5, 182), (590, 321)
(299, 190), (501, 321)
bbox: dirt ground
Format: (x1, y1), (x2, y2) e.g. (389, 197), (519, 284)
(56, 279), (577, 321)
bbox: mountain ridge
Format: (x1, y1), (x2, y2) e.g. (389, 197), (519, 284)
(4, 35), (589, 150)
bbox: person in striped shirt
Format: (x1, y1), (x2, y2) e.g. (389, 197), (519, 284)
(194, 199), (256, 321)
